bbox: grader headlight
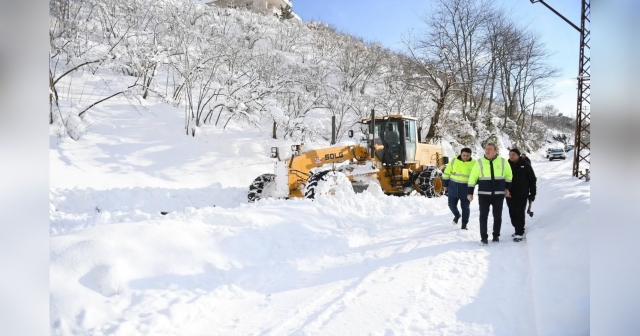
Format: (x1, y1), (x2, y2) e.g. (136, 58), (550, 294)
(270, 147), (278, 158)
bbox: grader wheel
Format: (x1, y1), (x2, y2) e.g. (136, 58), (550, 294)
(416, 168), (444, 198)
(247, 173), (277, 203)
(304, 171), (354, 199)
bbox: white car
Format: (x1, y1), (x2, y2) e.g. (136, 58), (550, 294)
(548, 148), (566, 161)
(546, 148), (561, 158)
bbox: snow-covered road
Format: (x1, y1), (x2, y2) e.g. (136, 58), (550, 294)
(51, 154), (589, 335)
(50, 102), (588, 335)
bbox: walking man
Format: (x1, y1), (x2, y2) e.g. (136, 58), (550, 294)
(442, 148), (476, 230)
(506, 148), (537, 242)
(467, 143), (513, 245)
(520, 153), (532, 165)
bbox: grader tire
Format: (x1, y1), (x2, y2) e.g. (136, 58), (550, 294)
(304, 171), (353, 199)
(416, 168), (444, 198)
(247, 173), (276, 203)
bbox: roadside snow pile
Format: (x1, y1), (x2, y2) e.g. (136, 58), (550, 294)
(50, 183), (247, 235)
(50, 190), (461, 335)
(524, 158), (590, 336)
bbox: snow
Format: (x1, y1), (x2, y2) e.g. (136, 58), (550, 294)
(265, 104), (289, 124)
(50, 89), (589, 334)
(48, 2), (589, 332)
(525, 158), (590, 336)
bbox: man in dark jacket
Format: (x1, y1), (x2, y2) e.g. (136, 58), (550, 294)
(520, 153), (531, 165)
(506, 148), (537, 242)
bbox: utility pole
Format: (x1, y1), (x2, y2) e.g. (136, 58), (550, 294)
(530, 0), (590, 179)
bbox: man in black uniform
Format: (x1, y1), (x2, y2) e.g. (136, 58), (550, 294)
(506, 148), (536, 242)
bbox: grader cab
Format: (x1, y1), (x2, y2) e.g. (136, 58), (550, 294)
(247, 110), (449, 202)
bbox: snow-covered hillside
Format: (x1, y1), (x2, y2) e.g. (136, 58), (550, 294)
(49, 0), (560, 156)
(50, 87), (589, 335)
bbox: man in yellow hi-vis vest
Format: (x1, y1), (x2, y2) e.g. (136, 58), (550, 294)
(442, 148), (476, 230)
(467, 143), (513, 245)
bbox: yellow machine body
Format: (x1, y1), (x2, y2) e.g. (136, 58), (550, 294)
(276, 115), (447, 199)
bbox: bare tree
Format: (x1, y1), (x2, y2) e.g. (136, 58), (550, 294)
(514, 32), (559, 132)
(323, 89), (362, 141)
(49, 0), (141, 133)
(238, 11), (269, 50)
(482, 12), (513, 119)
(309, 22), (341, 66)
(333, 36), (384, 95)
(428, 0), (494, 120)
(403, 25), (465, 143)
(268, 20), (304, 52)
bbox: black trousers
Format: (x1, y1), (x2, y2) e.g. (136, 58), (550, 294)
(506, 197), (528, 235)
(478, 195), (505, 240)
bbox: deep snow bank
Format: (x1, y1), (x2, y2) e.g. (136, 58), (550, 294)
(525, 157), (590, 335)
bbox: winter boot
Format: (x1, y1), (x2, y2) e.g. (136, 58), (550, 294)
(513, 235), (524, 242)
(492, 237), (500, 243)
(461, 222), (468, 230)
(481, 238), (489, 246)
(452, 214), (461, 225)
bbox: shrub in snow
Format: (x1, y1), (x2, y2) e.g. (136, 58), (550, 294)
(65, 114), (84, 141)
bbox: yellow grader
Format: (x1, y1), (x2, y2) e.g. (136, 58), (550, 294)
(247, 110), (449, 202)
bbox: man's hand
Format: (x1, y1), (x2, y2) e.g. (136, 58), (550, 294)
(505, 189), (511, 198)
(467, 194), (473, 202)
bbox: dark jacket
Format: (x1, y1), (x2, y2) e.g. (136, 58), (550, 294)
(521, 156), (531, 165)
(508, 158), (537, 198)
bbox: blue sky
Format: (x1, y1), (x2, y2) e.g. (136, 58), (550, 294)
(292, 0), (582, 117)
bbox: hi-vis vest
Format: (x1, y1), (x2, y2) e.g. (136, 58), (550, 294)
(467, 156), (513, 196)
(442, 157), (476, 186)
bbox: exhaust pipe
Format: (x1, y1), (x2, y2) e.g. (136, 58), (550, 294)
(331, 115), (336, 145)
(369, 109), (375, 159)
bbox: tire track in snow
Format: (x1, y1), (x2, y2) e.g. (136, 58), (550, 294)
(288, 224), (481, 334)
(387, 215), (538, 334)
(265, 278), (360, 335)
(267, 230), (434, 335)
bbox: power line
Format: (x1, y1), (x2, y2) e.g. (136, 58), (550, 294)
(529, 0), (590, 179)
